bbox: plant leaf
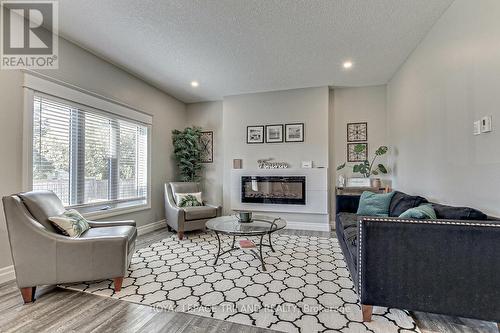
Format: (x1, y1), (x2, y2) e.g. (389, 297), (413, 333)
(378, 164), (388, 174)
(375, 146), (388, 156)
(336, 163), (346, 171)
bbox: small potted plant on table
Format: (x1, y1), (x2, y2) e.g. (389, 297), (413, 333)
(337, 145), (388, 188)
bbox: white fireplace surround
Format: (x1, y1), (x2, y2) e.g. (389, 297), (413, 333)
(229, 168), (330, 231)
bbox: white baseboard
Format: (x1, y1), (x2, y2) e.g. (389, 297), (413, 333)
(330, 220), (337, 231)
(0, 265), (15, 284)
(137, 220), (166, 235)
(285, 221), (331, 232)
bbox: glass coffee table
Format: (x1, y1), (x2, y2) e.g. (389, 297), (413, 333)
(206, 215), (287, 271)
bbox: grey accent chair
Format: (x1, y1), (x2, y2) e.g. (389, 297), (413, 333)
(2, 191), (137, 303)
(164, 182), (222, 239)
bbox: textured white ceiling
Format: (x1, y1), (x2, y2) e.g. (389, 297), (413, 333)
(57, 0), (453, 103)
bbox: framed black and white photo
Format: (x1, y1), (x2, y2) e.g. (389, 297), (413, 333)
(347, 143), (368, 162)
(285, 123), (304, 142)
(265, 124), (283, 143)
(347, 122), (368, 142)
(247, 125), (264, 144)
(200, 131), (213, 163)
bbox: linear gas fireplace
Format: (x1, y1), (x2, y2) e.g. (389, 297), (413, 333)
(241, 176), (306, 205)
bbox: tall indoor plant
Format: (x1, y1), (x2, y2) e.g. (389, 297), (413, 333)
(172, 126), (203, 182)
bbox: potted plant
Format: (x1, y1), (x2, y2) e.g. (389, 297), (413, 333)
(172, 127), (203, 182)
(337, 145), (388, 187)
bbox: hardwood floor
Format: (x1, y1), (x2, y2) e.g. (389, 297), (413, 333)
(0, 228), (497, 333)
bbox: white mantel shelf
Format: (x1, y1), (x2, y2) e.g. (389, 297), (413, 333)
(229, 168), (330, 231)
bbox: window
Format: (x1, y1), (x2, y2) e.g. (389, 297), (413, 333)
(32, 93), (149, 213)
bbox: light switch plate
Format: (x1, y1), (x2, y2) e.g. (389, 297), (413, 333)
(473, 120), (481, 135)
(481, 116), (492, 133)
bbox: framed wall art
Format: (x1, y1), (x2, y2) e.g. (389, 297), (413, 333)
(285, 123), (304, 142)
(265, 124), (283, 143)
(347, 122), (368, 142)
(347, 143), (368, 162)
(200, 131), (213, 163)
(247, 125), (264, 144)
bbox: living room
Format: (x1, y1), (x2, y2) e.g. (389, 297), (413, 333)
(0, 1), (499, 332)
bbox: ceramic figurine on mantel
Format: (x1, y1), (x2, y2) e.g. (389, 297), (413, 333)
(337, 145), (389, 187)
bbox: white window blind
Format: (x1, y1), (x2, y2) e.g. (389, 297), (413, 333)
(32, 93), (149, 211)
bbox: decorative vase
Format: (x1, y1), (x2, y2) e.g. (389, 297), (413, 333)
(338, 174), (345, 187)
(371, 178), (381, 188)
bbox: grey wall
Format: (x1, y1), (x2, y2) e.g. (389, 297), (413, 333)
(387, 0), (500, 216)
(0, 37), (186, 269)
(186, 101), (224, 205)
(222, 87), (330, 213)
(332, 86), (388, 180)
(328, 86), (388, 217)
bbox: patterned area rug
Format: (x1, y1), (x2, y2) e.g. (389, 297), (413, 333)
(63, 232), (420, 333)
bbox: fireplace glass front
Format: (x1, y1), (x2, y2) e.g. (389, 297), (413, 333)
(241, 176), (306, 205)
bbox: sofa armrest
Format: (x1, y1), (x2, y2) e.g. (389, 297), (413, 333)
(164, 183), (184, 230)
(336, 195), (360, 214)
(358, 217), (500, 323)
(88, 220), (136, 228)
(205, 203), (222, 216)
(55, 234), (129, 283)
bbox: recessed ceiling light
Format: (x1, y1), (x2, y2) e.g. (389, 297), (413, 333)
(343, 61), (353, 69)
(191, 81), (199, 87)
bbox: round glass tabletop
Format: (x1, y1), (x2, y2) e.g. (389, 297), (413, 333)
(206, 215), (287, 235)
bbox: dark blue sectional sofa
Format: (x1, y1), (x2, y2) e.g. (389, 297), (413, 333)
(335, 191), (500, 324)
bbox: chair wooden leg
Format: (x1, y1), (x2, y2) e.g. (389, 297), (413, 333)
(20, 286), (36, 304)
(362, 304), (373, 322)
(178, 231), (184, 240)
(113, 277), (123, 292)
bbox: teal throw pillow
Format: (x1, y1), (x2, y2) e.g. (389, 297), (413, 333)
(399, 204), (437, 219)
(357, 191), (396, 217)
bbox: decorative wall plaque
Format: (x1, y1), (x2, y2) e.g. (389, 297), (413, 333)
(257, 158), (289, 169)
(200, 131), (213, 163)
(347, 143), (368, 162)
(347, 122), (368, 142)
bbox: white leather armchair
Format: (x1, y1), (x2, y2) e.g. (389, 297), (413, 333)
(2, 191), (136, 303)
(164, 182), (222, 239)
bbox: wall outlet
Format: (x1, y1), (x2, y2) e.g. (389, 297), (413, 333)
(481, 116), (492, 133)
(473, 120), (481, 135)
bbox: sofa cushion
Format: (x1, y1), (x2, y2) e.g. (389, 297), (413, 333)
(336, 212), (359, 266)
(81, 226), (137, 253)
(389, 191), (428, 217)
(357, 191), (395, 216)
(432, 203), (487, 220)
(183, 206), (217, 221)
(399, 204), (437, 219)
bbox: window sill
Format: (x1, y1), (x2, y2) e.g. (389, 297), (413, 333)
(80, 203), (151, 220)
